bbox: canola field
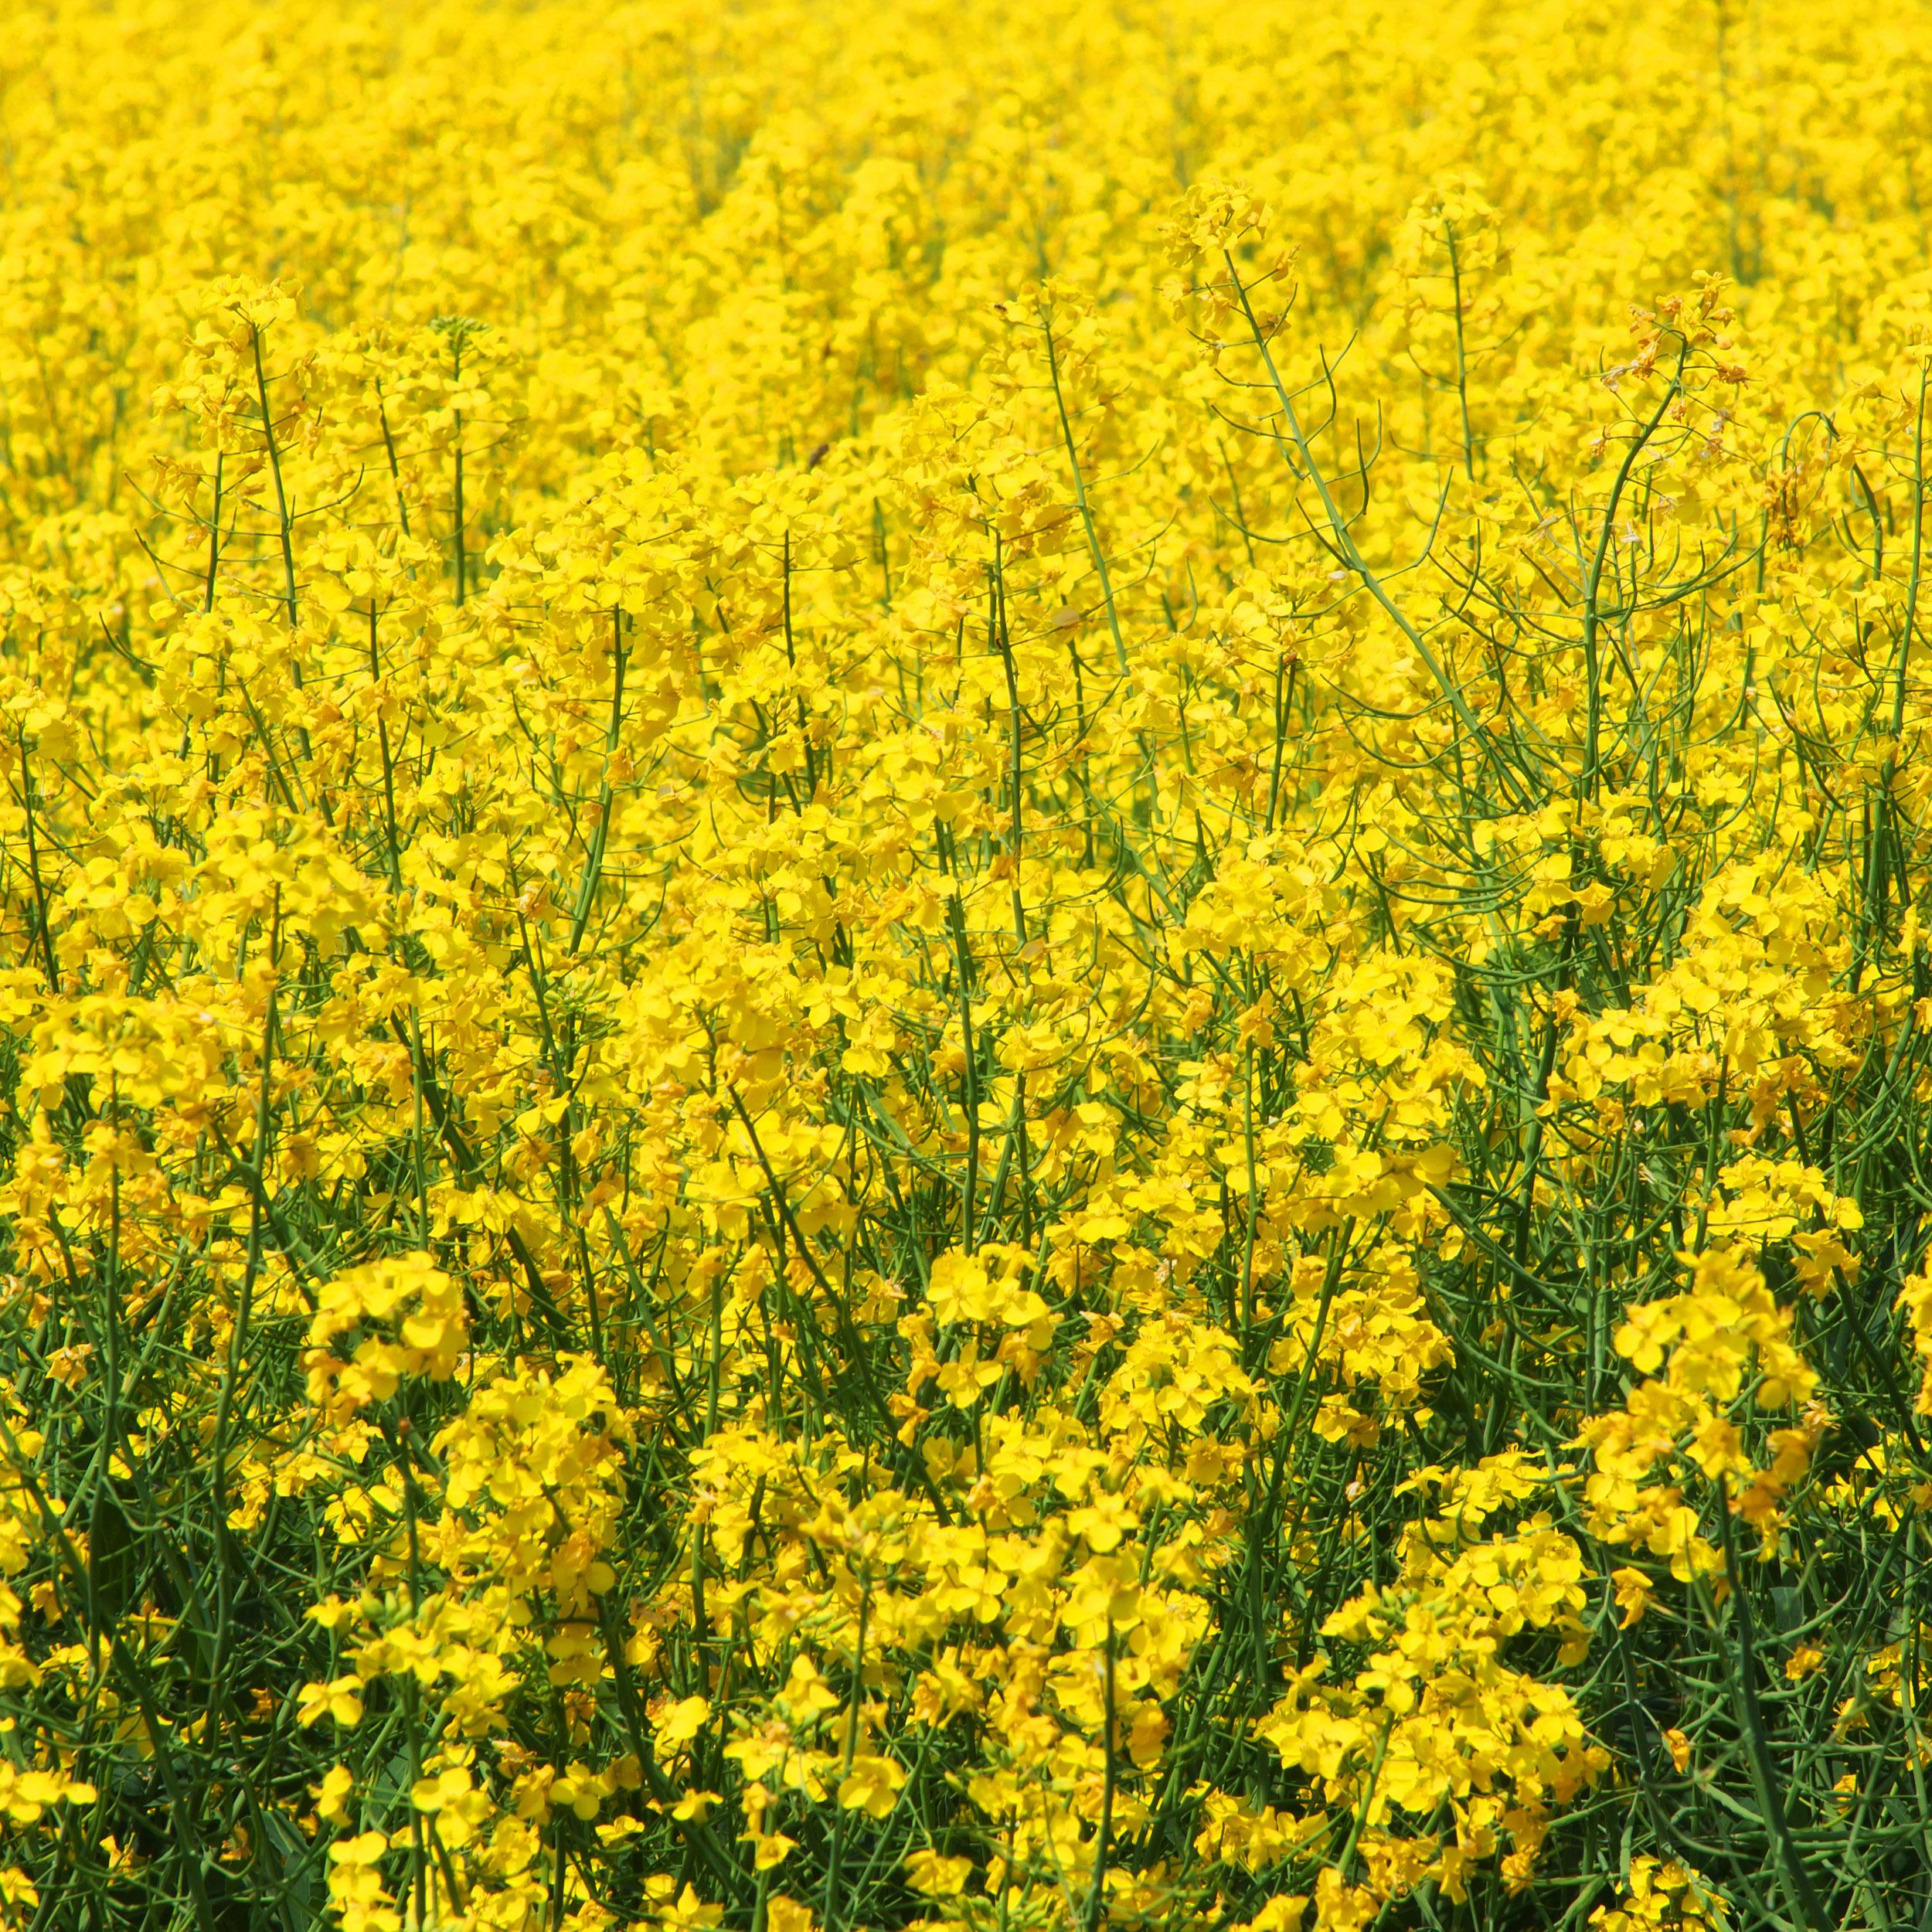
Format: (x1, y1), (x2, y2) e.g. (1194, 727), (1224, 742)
(4, 1), (1932, 1927)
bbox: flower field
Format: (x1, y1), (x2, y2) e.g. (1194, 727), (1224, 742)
(5, 0), (1932, 1926)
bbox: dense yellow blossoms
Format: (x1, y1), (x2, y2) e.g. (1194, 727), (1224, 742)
(5, 0), (1932, 1927)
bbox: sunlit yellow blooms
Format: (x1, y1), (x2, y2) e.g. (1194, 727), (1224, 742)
(298, 1675), (367, 1729)
(1591, 1858), (1732, 1932)
(6, 0), (1932, 1929)
(306, 1252), (470, 1420)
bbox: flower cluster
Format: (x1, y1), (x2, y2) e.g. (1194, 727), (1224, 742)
(0, 2), (1930, 1930)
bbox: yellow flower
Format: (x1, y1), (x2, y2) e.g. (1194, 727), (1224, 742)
(652, 1696), (711, 1753)
(904, 1849), (974, 1896)
(298, 1676), (366, 1729)
(1611, 1568), (1654, 1630)
(835, 1753), (906, 1819)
